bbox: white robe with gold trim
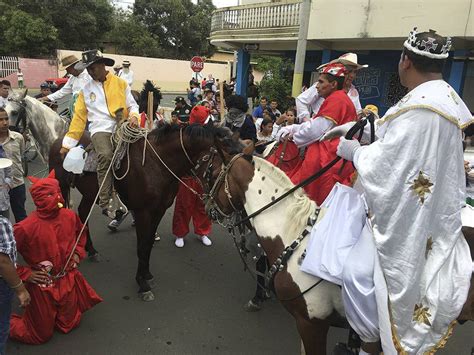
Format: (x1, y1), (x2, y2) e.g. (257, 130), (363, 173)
(353, 80), (473, 354)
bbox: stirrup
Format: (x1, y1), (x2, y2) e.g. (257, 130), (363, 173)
(107, 191), (128, 219)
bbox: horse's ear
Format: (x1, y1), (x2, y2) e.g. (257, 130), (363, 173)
(242, 141), (255, 156)
(22, 89), (28, 98)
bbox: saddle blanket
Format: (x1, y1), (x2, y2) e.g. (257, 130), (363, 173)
(300, 183), (366, 285)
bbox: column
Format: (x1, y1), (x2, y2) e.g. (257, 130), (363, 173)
(235, 48), (250, 98)
(291, 0), (311, 97)
(449, 50), (468, 95)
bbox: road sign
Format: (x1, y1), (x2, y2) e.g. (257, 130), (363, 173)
(190, 56), (204, 73)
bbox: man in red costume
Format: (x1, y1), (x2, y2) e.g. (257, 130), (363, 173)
(10, 171), (102, 344)
(172, 106), (213, 248)
(277, 63), (357, 205)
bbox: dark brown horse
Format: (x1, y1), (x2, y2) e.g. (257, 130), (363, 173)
(48, 123), (240, 300)
(197, 151), (474, 354)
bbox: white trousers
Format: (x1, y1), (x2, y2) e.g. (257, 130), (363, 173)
(342, 223), (380, 343)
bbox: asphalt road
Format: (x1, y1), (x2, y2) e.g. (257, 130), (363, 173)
(5, 159), (474, 355)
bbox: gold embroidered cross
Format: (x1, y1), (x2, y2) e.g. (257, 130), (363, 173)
(425, 236), (433, 259)
(410, 171), (433, 204)
(413, 303), (432, 326)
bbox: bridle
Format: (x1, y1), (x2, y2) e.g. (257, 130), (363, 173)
(7, 96), (27, 133)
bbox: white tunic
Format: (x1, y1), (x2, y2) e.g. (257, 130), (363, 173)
(354, 80), (473, 354)
(118, 69), (134, 87)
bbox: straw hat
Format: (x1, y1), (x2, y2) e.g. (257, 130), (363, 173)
(317, 53), (368, 71)
(59, 55), (80, 70)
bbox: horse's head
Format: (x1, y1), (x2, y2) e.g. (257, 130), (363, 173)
(5, 89), (28, 132)
(193, 129), (255, 222)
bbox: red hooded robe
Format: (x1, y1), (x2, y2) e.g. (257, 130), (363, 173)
(10, 171), (102, 344)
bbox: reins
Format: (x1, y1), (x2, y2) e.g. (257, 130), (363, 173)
(235, 114), (375, 227)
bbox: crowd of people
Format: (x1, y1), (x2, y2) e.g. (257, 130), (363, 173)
(0, 25), (473, 355)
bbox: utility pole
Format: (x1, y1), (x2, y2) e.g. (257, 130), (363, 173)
(291, 0), (311, 97)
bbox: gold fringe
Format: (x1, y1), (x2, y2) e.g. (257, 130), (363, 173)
(423, 321), (457, 355)
(377, 104), (474, 129)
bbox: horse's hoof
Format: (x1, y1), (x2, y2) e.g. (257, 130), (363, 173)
(140, 291), (155, 302)
(144, 277), (156, 289)
(88, 253), (101, 263)
(243, 299), (262, 312)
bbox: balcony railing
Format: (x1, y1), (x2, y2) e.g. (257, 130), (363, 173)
(211, 1), (301, 33)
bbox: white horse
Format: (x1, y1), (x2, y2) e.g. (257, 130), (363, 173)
(5, 90), (66, 162)
(204, 155), (473, 354)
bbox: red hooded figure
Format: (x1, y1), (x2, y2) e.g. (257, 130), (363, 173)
(172, 106), (213, 248)
(10, 171), (102, 344)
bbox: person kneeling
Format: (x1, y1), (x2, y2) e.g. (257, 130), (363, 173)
(9, 171), (102, 344)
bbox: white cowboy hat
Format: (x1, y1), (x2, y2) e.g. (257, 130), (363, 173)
(0, 158), (13, 169)
(317, 53), (369, 70)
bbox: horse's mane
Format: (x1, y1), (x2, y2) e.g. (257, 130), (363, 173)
(253, 157), (316, 239)
(149, 123), (241, 153)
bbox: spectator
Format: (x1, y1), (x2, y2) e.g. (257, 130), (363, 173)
(0, 108), (27, 222)
(187, 81), (201, 106)
(0, 151), (11, 219)
(173, 96), (192, 123)
(118, 60), (133, 87)
(224, 94), (256, 143)
(201, 77), (207, 90)
(17, 69), (24, 89)
(205, 74), (217, 92)
(0, 81), (11, 109)
(202, 88), (218, 116)
(252, 97), (269, 120)
(34, 83), (57, 111)
(257, 117), (274, 143)
(268, 99), (281, 122)
(0, 215), (31, 354)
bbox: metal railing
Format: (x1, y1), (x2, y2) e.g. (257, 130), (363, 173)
(211, 1), (301, 32)
(0, 56), (19, 78)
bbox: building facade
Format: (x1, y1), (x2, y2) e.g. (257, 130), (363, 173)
(210, 0), (474, 114)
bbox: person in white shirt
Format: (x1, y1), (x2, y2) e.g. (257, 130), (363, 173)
(118, 60), (134, 87)
(17, 69), (24, 89)
(296, 53), (366, 122)
(0, 80), (11, 109)
(38, 55), (91, 115)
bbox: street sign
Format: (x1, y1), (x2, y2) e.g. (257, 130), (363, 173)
(190, 56), (204, 73)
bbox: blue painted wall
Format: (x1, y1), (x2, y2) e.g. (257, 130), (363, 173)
(286, 50), (464, 116)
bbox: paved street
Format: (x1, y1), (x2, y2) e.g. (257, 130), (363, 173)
(5, 159), (474, 355)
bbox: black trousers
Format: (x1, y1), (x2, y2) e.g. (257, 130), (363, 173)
(9, 184), (27, 222)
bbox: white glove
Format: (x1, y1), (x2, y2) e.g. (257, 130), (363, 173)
(336, 137), (361, 161)
(276, 126), (293, 141)
(320, 122), (356, 141)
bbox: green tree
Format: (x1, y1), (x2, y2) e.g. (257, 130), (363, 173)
(133, 0), (216, 59)
(1, 0), (114, 55)
(254, 55), (294, 109)
(0, 9), (58, 57)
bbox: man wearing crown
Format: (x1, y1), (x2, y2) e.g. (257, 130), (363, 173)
(326, 29), (474, 354)
(277, 63), (357, 205)
(9, 171), (102, 344)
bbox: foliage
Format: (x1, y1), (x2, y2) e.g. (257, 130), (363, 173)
(0, 0), (114, 57)
(253, 55), (294, 109)
(0, 9), (58, 57)
(132, 0), (216, 59)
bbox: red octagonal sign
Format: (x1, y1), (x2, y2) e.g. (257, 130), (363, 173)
(190, 56), (204, 73)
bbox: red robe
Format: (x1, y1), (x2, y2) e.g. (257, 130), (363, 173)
(266, 140), (302, 177)
(291, 90), (356, 205)
(172, 177), (212, 238)
(10, 208), (102, 344)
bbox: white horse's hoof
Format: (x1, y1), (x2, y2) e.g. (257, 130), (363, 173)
(140, 291), (155, 302)
(147, 278), (156, 289)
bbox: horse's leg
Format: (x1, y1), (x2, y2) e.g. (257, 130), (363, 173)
(134, 207), (164, 301)
(295, 317), (329, 355)
(78, 194), (99, 260)
(244, 255), (268, 311)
